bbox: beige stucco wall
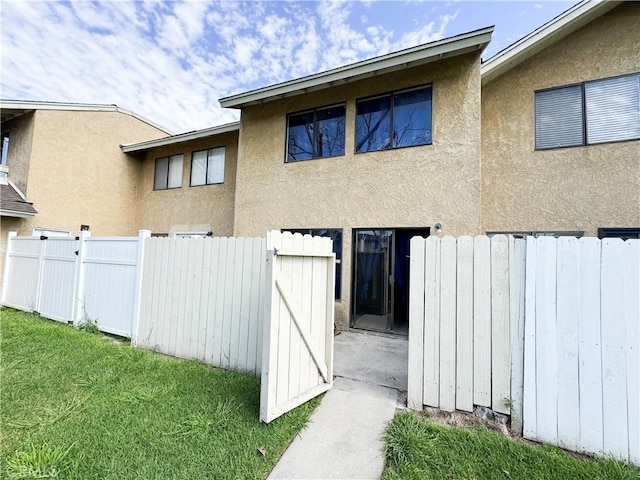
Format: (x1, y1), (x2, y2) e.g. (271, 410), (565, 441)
(481, 2), (640, 236)
(135, 131), (238, 236)
(2, 112), (35, 194)
(234, 52), (482, 329)
(16, 109), (166, 237)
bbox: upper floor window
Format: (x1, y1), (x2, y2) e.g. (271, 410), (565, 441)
(286, 105), (346, 162)
(191, 147), (225, 186)
(535, 72), (640, 150)
(356, 85), (432, 153)
(154, 154), (183, 190)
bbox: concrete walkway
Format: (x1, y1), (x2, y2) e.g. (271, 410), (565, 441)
(268, 331), (408, 480)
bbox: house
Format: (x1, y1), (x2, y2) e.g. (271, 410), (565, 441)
(0, 100), (170, 285)
(2, 0), (638, 334)
(121, 122), (240, 238)
(480, 0), (640, 240)
(218, 27), (492, 332)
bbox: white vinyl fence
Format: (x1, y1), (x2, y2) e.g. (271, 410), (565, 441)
(523, 237), (639, 465)
(2, 230), (148, 337)
(408, 234), (639, 465)
(136, 236), (266, 375)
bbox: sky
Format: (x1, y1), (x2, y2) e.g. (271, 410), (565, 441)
(1, 0), (579, 134)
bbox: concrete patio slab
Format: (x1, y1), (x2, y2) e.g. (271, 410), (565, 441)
(334, 330), (408, 391)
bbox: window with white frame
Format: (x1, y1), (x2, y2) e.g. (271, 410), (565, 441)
(191, 147), (225, 186)
(154, 154), (183, 190)
(535, 72), (640, 149)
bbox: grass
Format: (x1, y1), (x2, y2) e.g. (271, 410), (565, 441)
(0, 308), (318, 479)
(383, 412), (640, 480)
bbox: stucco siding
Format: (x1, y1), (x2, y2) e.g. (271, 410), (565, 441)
(481, 2), (640, 236)
(234, 52), (482, 328)
(21, 110), (166, 237)
(135, 131), (238, 236)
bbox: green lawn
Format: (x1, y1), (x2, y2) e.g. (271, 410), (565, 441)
(383, 412), (639, 480)
(0, 308), (318, 479)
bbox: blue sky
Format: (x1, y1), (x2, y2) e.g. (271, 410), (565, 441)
(1, 0), (578, 133)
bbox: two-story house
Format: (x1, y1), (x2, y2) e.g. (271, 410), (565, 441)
(3, 0), (638, 335)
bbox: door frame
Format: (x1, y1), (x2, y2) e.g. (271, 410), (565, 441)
(350, 226), (431, 334)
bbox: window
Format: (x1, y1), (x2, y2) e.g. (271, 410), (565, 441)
(191, 147), (225, 185)
(154, 154), (183, 190)
(356, 85), (432, 153)
(283, 228), (343, 300)
(535, 73), (640, 149)
(286, 105), (345, 162)
(598, 228), (640, 240)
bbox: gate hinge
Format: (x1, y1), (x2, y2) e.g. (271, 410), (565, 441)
(75, 250), (79, 256)
(40, 235), (48, 240)
(272, 247), (279, 257)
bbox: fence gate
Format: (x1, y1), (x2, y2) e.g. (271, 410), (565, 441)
(260, 231), (336, 423)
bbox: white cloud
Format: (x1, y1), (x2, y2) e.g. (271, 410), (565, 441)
(1, 0), (459, 133)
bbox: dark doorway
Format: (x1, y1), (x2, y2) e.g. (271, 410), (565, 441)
(352, 227), (430, 335)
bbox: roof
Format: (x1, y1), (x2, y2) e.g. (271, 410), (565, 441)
(0, 180), (37, 217)
(220, 26), (494, 108)
(120, 121), (240, 153)
(481, 0), (621, 85)
(0, 100), (172, 134)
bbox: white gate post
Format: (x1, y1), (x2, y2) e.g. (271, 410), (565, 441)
(1, 231), (17, 304)
(72, 230), (91, 326)
(131, 229), (151, 345)
(33, 233), (47, 314)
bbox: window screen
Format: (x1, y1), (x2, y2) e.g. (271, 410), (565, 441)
(154, 154), (183, 190)
(191, 147), (225, 186)
(586, 75), (640, 144)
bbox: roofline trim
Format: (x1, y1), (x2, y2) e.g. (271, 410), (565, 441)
(0, 209), (37, 218)
(120, 121), (240, 153)
(219, 26), (494, 108)
(0, 100), (172, 134)
(481, 0), (621, 84)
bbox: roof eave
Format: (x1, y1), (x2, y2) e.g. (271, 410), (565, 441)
(220, 26), (493, 109)
(0, 100), (172, 134)
(0, 210), (37, 218)
(481, 0), (621, 85)
(121, 121), (240, 153)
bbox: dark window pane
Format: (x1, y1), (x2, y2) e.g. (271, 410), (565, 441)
(287, 112), (314, 162)
(393, 88), (432, 147)
(355, 96), (391, 152)
(316, 106), (345, 158)
(282, 228), (343, 300)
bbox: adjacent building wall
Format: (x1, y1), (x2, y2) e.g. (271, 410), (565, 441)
(2, 111), (35, 194)
(20, 109), (166, 236)
(481, 2), (640, 237)
(234, 52), (483, 329)
(135, 130), (239, 236)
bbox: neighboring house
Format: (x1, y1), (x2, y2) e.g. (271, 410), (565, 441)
(121, 122), (239, 237)
(481, 0), (640, 240)
(0, 100), (170, 286)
